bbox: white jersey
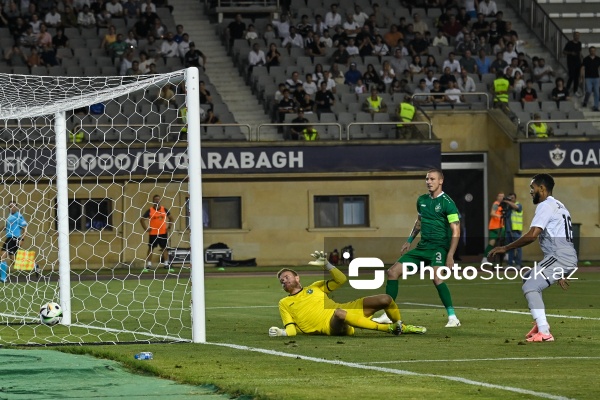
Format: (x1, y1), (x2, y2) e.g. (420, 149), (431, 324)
(530, 196), (577, 264)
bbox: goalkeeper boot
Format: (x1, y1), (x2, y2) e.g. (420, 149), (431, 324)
(526, 331), (555, 342)
(372, 313), (393, 324)
(401, 324), (427, 334)
(388, 322), (403, 336)
(526, 322), (538, 339)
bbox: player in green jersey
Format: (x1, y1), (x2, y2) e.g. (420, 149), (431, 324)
(374, 168), (461, 327)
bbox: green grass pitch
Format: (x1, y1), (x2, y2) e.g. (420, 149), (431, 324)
(3, 269), (599, 399)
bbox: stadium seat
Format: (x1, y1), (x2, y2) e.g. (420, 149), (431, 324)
(341, 93), (358, 105)
(540, 82), (554, 98)
(31, 66), (48, 76)
(540, 101), (559, 114)
(480, 73), (495, 89)
(48, 66), (66, 76)
(355, 112), (373, 133)
(558, 101), (575, 113)
(568, 110), (585, 119)
(348, 102), (362, 114)
(84, 66), (101, 76)
(508, 102), (523, 114)
(523, 102), (540, 113)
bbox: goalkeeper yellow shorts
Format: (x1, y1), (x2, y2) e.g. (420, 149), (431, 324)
(322, 298), (364, 336)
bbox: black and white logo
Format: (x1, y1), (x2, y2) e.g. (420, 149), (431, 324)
(549, 145), (566, 167)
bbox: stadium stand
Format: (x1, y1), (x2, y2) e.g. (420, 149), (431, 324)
(207, 0), (600, 138)
(1, 0), (599, 141)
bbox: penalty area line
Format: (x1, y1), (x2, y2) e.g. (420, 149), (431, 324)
(208, 342), (570, 400)
(400, 302), (600, 321)
(363, 356), (600, 364)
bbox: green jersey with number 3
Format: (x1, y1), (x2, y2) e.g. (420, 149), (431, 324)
(416, 192), (460, 250)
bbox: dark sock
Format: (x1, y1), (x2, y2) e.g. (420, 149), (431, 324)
(436, 282), (455, 316)
(385, 280), (399, 300)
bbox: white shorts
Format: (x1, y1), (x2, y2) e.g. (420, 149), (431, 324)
(522, 255), (577, 292)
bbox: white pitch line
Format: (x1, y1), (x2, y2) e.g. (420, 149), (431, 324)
(0, 312), (189, 343)
(208, 342), (570, 400)
(364, 356), (600, 364)
(400, 302), (600, 320)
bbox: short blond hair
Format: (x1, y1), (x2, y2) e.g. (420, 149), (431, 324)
(277, 268), (298, 279)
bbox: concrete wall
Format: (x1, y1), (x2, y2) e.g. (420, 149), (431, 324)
(432, 111), (519, 197)
(514, 175), (600, 261)
(201, 176), (427, 265)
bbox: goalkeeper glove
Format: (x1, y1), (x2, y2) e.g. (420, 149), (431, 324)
(308, 250), (327, 267)
(269, 326), (287, 337)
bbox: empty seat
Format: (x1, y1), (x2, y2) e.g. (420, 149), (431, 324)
(508, 102), (523, 114)
(341, 93), (358, 104)
(31, 66), (48, 76)
(84, 66), (101, 76)
(523, 101), (540, 113)
(558, 101), (575, 112)
(56, 47), (74, 60)
(348, 102), (362, 114)
(48, 65), (66, 76)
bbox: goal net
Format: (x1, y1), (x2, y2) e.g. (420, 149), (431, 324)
(0, 68), (205, 345)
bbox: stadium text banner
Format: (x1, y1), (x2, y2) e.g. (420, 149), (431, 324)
(520, 141), (600, 169)
(0, 144), (441, 176)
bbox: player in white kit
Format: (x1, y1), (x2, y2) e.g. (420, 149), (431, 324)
(489, 174), (578, 342)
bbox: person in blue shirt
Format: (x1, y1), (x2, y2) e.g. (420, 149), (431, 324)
(0, 202), (28, 282)
(344, 62), (363, 86)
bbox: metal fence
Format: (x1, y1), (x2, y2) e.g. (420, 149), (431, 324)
(507, 0), (571, 71)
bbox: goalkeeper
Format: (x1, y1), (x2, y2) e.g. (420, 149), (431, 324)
(269, 251), (426, 337)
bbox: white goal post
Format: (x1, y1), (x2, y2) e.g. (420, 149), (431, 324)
(0, 67), (205, 345)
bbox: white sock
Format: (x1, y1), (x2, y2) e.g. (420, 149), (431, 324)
(525, 292), (549, 334)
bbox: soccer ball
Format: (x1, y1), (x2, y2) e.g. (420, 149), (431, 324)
(39, 302), (63, 326)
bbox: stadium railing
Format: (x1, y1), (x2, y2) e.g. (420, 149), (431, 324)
(256, 122), (343, 140)
(210, 0), (279, 22)
(507, 0), (572, 70)
(411, 92), (491, 110)
(525, 118), (600, 137)
(346, 121), (433, 140)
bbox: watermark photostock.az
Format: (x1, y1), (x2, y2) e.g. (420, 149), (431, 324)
(347, 258), (578, 290)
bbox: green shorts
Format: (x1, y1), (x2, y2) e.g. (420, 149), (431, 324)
(488, 228), (503, 242)
(398, 246), (448, 268)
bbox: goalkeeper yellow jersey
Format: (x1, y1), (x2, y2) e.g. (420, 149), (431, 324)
(278, 268), (346, 335)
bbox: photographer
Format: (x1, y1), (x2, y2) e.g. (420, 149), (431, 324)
(483, 193), (505, 263)
(502, 192), (523, 268)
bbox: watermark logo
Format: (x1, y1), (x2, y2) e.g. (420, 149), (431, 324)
(347, 257), (577, 290)
(348, 258), (385, 290)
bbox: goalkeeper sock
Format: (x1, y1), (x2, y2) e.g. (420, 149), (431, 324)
(384, 300), (401, 323)
(344, 312), (389, 332)
(436, 282), (455, 317)
(385, 279), (399, 300)
(0, 261), (7, 282)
